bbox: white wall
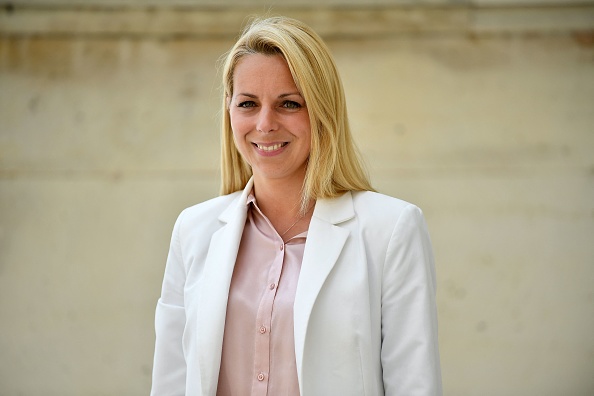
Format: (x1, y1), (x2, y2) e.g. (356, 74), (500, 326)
(1, 3), (593, 395)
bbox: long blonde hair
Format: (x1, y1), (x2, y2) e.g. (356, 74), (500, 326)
(220, 16), (373, 209)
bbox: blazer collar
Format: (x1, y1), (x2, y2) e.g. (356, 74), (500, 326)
(195, 178), (254, 395)
(293, 191), (355, 390)
(219, 179), (355, 225)
(312, 189), (355, 225)
(218, 177), (255, 223)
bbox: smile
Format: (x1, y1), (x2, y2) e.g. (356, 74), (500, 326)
(254, 142), (288, 152)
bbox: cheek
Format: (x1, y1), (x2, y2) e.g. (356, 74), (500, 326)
(230, 118), (250, 159)
(229, 111), (249, 138)
(231, 128), (245, 155)
(301, 118), (312, 152)
(229, 114), (241, 143)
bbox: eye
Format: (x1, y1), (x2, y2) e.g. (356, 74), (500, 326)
(237, 101), (256, 108)
(282, 100), (302, 109)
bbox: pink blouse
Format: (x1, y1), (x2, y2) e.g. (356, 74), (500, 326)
(216, 193), (306, 396)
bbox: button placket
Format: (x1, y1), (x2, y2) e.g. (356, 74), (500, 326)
(250, 239), (284, 395)
(227, 198), (305, 396)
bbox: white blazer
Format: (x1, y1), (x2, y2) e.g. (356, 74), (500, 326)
(151, 178), (442, 396)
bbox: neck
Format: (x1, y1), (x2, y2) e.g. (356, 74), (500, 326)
(251, 173), (314, 240)
(252, 174), (305, 219)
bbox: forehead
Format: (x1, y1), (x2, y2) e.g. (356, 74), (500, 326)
(232, 53), (299, 94)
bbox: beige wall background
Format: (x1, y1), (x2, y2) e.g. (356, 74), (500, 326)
(1, 1), (593, 395)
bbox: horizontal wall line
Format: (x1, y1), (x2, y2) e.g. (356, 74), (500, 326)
(1, 5), (593, 39)
(0, 166), (590, 181)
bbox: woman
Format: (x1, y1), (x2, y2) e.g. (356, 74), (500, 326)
(151, 16), (441, 396)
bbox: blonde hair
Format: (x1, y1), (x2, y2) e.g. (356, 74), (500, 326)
(220, 16), (373, 209)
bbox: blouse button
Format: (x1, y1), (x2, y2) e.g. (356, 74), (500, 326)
(257, 373), (265, 381)
(259, 326), (266, 334)
(269, 283), (276, 290)
(280, 244), (284, 251)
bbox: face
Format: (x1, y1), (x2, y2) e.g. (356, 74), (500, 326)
(228, 54), (311, 186)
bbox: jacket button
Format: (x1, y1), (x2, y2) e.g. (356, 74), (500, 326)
(257, 373), (265, 381)
(259, 326), (266, 334)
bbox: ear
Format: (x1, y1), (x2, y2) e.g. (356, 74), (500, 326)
(226, 95), (231, 110)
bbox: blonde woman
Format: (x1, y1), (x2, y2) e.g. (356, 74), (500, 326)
(151, 16), (442, 396)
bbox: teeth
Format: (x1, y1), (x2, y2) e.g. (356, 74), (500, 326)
(256, 143), (284, 152)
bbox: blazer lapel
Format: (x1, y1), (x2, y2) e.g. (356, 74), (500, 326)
(195, 178), (254, 395)
(293, 191), (355, 385)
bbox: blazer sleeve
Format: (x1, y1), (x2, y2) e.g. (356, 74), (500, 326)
(381, 204), (442, 396)
(151, 210), (187, 396)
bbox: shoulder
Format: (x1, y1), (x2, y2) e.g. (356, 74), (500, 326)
(351, 190), (412, 210)
(174, 190), (243, 234)
(182, 191), (242, 218)
(350, 190), (423, 227)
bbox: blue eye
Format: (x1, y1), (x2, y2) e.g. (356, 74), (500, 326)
(238, 101), (256, 108)
(283, 101), (302, 109)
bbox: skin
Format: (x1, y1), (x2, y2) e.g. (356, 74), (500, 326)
(228, 54), (314, 238)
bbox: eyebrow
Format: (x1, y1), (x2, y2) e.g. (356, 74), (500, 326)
(279, 92), (302, 98)
(235, 92), (303, 99)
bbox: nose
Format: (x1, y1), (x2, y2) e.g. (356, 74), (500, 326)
(256, 106), (278, 133)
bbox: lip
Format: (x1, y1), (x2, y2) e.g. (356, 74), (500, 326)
(252, 142), (288, 156)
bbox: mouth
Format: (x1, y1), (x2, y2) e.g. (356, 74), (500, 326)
(253, 142), (288, 152)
